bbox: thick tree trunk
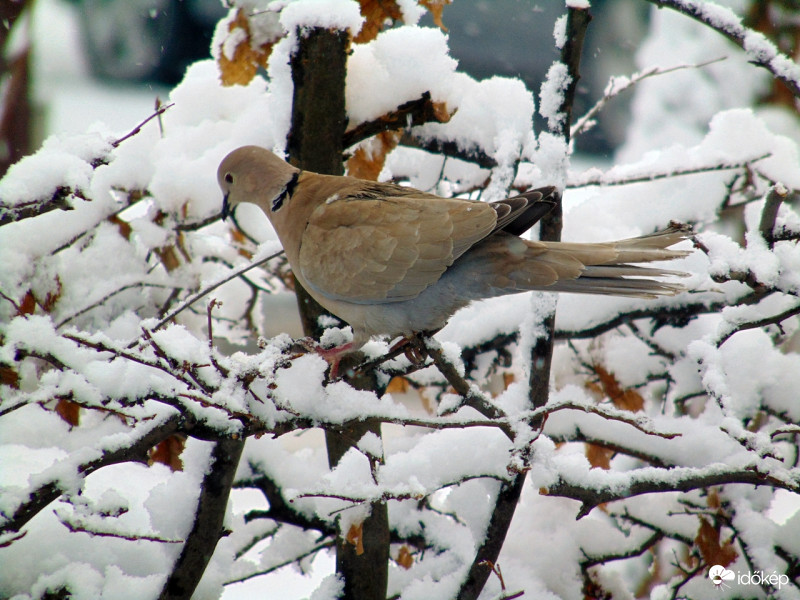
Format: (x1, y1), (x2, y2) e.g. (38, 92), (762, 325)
(0, 0), (32, 176)
(287, 27), (390, 600)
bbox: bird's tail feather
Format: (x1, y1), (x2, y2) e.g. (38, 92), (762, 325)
(538, 225), (692, 298)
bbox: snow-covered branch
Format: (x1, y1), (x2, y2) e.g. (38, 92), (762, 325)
(645, 0), (800, 98)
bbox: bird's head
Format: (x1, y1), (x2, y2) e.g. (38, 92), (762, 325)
(217, 146), (300, 221)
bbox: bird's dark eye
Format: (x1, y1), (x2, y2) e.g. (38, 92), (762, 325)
(224, 173), (234, 184)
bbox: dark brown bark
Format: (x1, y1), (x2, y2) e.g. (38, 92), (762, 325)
(0, 0), (32, 177)
(158, 437), (245, 600)
(287, 27), (389, 600)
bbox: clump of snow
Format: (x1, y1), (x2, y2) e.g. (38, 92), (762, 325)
(280, 0), (365, 38)
(346, 26), (457, 127)
(0, 132), (112, 206)
(3, 0), (800, 598)
(309, 574), (344, 600)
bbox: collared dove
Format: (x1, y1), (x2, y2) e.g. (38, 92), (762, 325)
(218, 145), (690, 357)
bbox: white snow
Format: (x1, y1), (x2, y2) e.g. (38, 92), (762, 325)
(2, 0), (800, 599)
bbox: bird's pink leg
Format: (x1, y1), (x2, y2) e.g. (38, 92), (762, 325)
(313, 341), (356, 380)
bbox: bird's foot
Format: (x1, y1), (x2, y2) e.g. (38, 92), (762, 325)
(298, 337), (356, 380)
(391, 335), (429, 366)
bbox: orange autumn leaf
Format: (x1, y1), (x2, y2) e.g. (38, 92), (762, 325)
(355, 0), (403, 43)
(386, 376), (410, 394)
(396, 545), (414, 569)
(502, 372), (515, 390)
(420, 0), (451, 31)
(346, 522), (365, 555)
(431, 100), (452, 123)
(218, 9), (278, 86)
(55, 398), (80, 427)
(230, 227), (255, 259)
(585, 443), (614, 470)
(588, 365), (644, 412)
(346, 130), (402, 180)
(149, 435), (186, 472)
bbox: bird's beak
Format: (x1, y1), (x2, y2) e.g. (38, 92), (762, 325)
(221, 194), (230, 221)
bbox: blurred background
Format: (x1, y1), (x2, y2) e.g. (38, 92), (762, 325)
(1, 0), (650, 179)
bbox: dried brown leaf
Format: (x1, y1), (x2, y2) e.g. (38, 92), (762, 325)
(55, 398), (80, 427)
(108, 214), (132, 240)
(156, 246), (181, 272)
(345, 522), (365, 555)
(355, 0), (403, 43)
(695, 517), (737, 568)
(40, 276), (63, 314)
(420, 0), (451, 31)
(218, 9), (277, 87)
(396, 545), (414, 569)
(346, 130), (402, 180)
(149, 435), (186, 472)
(502, 372), (515, 390)
(588, 365), (645, 412)
(230, 227), (254, 259)
(17, 290), (36, 316)
(0, 366), (20, 389)
(585, 443), (614, 470)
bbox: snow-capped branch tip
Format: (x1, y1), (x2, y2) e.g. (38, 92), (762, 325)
(550, 5), (592, 142)
(342, 91), (451, 150)
(567, 152), (771, 188)
(758, 183), (789, 248)
(548, 464), (800, 519)
(111, 101), (174, 148)
(645, 0), (800, 99)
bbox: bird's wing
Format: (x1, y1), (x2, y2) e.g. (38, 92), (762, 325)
(298, 190), (498, 304)
(490, 186), (559, 235)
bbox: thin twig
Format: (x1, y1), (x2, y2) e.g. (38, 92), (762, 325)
(567, 153), (771, 188)
(142, 249), (283, 336)
(414, 334), (509, 426)
(715, 302), (800, 347)
(112, 103), (175, 148)
(224, 540), (335, 586)
(571, 58), (725, 139)
(57, 282), (173, 327)
(57, 513), (182, 543)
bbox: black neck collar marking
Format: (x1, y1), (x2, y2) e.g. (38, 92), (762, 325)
(272, 171), (300, 212)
